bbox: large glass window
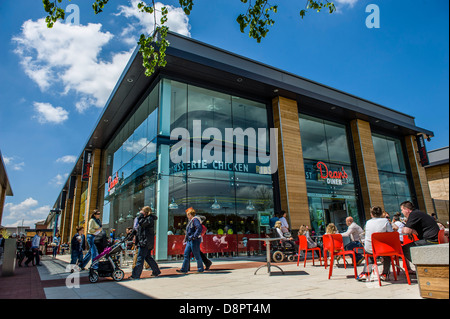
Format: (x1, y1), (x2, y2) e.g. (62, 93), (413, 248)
(166, 80), (273, 257)
(372, 134), (412, 214)
(299, 114), (361, 234)
(102, 84), (160, 235)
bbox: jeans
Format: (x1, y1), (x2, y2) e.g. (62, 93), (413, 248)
(344, 241), (364, 261)
(132, 246), (160, 278)
(80, 234), (98, 269)
(181, 239), (204, 272)
(52, 246), (58, 257)
(70, 250), (83, 265)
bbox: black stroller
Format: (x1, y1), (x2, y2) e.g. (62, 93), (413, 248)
(88, 232), (132, 283)
(270, 228), (297, 262)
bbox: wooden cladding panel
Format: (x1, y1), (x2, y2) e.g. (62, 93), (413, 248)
(416, 265), (449, 299)
(350, 119), (383, 219)
(272, 96), (310, 229)
(70, 174), (83, 240)
(405, 135), (434, 213)
(425, 165), (450, 200)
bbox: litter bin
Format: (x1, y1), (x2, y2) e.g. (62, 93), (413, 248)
(1, 238), (17, 276)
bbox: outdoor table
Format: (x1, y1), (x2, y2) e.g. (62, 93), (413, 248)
(250, 238), (285, 275)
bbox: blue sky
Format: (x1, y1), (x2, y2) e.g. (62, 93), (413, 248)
(0, 0), (448, 228)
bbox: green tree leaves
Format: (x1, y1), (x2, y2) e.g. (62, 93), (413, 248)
(237, 0), (278, 43)
(42, 0), (65, 28)
(300, 0), (336, 19)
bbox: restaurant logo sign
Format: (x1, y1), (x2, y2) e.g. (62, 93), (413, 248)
(81, 150), (92, 181)
(316, 161), (349, 185)
(107, 172), (119, 193)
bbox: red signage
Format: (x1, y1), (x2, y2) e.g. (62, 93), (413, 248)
(108, 172), (119, 192)
(316, 161), (348, 184)
(81, 150), (92, 181)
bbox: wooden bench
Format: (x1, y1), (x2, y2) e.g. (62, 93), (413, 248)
(411, 243), (449, 299)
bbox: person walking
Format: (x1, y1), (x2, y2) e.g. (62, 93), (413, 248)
(25, 230), (41, 266)
(70, 226), (86, 267)
(176, 207), (204, 274)
(52, 232), (61, 258)
(0, 234), (4, 262)
(186, 215), (212, 271)
(79, 209), (102, 270)
(129, 206), (161, 279)
(16, 236), (26, 267)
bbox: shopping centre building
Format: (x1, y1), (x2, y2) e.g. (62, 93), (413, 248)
(51, 32), (435, 260)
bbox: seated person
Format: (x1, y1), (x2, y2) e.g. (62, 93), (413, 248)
(358, 206), (393, 282)
(298, 225), (322, 257)
(325, 223), (339, 234)
(400, 201), (440, 273)
(340, 217), (364, 264)
(274, 221), (298, 251)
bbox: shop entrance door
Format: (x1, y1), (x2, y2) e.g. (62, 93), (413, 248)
(322, 198), (348, 233)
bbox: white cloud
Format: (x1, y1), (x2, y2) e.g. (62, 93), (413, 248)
(56, 155), (77, 164)
(2, 198), (51, 228)
(117, 0), (191, 43)
(33, 102), (69, 124)
(51, 173), (69, 186)
(335, 0), (359, 7)
(333, 0), (360, 13)
(2, 155), (25, 171)
(13, 19), (132, 111)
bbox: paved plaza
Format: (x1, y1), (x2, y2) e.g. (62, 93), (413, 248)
(1, 252), (422, 300)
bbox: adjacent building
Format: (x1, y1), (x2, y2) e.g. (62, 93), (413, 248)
(0, 150), (13, 228)
(51, 32), (436, 260)
(425, 147), (449, 223)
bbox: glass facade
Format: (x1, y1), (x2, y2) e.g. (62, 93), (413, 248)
(372, 133), (413, 214)
(299, 114), (361, 234)
(96, 76), (416, 259)
(101, 79), (274, 258)
(102, 83), (160, 238)
(167, 80), (273, 257)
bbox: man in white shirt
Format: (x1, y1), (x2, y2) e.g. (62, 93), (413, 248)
(341, 216), (364, 264)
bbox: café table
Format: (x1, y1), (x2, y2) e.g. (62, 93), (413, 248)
(250, 237), (285, 276)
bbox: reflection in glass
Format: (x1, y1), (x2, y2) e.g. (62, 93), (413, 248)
(372, 134), (412, 214)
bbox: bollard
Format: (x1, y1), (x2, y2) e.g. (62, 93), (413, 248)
(1, 238), (17, 276)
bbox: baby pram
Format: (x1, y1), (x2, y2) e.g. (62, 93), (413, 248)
(88, 232), (132, 283)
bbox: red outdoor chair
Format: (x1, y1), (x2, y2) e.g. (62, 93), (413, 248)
(322, 234), (357, 279)
(297, 235), (322, 267)
(402, 233), (419, 245)
(371, 232), (412, 286)
(438, 229), (449, 244)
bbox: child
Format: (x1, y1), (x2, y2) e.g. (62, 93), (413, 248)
(70, 226), (86, 267)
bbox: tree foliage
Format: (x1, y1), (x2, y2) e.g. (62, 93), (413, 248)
(42, 0), (335, 77)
